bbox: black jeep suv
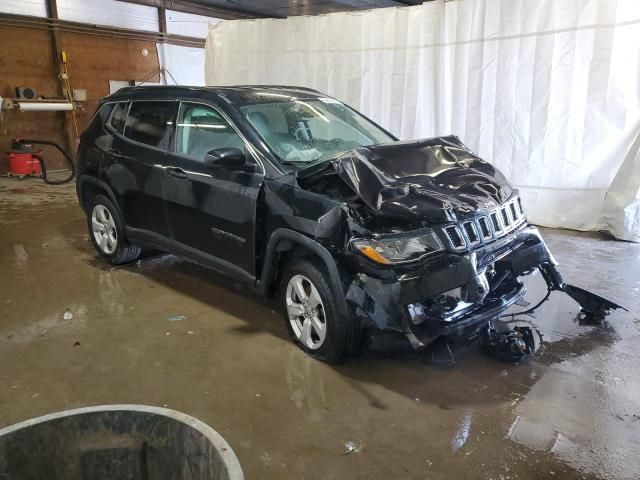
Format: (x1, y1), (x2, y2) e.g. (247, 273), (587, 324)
(76, 85), (622, 362)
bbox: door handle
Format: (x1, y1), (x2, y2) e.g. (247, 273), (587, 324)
(166, 167), (188, 179)
(107, 149), (130, 159)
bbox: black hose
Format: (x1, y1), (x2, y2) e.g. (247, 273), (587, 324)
(19, 139), (76, 185)
(498, 287), (552, 320)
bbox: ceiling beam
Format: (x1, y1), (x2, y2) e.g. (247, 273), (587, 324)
(330, 0), (413, 7)
(390, 0), (423, 5)
(115, 0), (269, 19)
(0, 12), (205, 48)
(158, 5), (167, 33)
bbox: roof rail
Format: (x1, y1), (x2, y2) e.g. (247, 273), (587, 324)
(233, 85), (322, 93)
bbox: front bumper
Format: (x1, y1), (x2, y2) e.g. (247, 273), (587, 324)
(345, 225), (554, 347)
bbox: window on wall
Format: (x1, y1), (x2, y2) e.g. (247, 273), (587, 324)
(56, 0), (159, 32)
(165, 10), (221, 38)
(175, 103), (244, 160)
(124, 102), (175, 148)
(0, 0), (47, 17)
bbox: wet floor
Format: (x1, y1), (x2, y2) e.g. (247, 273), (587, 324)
(1, 177), (639, 479)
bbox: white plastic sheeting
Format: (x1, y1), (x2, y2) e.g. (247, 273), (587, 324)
(155, 11), (220, 86)
(205, 0), (640, 241)
(156, 44), (205, 86)
(57, 0), (159, 32)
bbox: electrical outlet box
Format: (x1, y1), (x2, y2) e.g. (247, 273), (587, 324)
(72, 89), (87, 101)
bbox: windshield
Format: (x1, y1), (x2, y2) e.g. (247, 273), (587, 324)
(238, 96), (395, 167)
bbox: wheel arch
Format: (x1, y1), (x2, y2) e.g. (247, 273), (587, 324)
(259, 229), (349, 317)
(77, 175), (120, 215)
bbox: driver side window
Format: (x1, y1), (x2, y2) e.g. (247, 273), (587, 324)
(175, 103), (245, 161)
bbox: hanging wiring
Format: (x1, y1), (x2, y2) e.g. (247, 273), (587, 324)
(498, 287), (552, 319)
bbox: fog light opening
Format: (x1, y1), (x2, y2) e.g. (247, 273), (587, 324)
(407, 303), (426, 325)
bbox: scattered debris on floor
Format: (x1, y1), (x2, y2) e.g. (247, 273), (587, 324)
(344, 440), (363, 455)
(576, 310), (608, 325)
(479, 321), (542, 363)
(63, 310), (73, 320)
(430, 337), (457, 367)
(260, 451), (272, 462)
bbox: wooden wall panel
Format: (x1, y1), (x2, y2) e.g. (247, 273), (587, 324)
(0, 25), (161, 172)
(0, 26), (64, 172)
(59, 31), (160, 137)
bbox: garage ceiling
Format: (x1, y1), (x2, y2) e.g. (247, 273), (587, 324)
(188, 0), (424, 18)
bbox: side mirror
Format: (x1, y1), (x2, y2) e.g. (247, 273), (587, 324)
(204, 148), (246, 170)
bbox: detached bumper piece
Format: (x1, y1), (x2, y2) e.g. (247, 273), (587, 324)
(480, 321), (538, 363)
(539, 263), (627, 318)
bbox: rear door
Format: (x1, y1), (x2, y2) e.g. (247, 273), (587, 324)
(162, 101), (263, 281)
(107, 100), (176, 241)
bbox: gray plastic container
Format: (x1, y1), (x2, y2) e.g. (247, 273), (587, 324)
(0, 405), (244, 480)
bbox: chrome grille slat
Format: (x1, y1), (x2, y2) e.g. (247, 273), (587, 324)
(444, 225), (465, 250)
(510, 202), (518, 222)
(441, 195), (526, 251)
(501, 207), (511, 228)
(477, 216), (492, 239)
(490, 212), (502, 233)
(463, 221), (480, 245)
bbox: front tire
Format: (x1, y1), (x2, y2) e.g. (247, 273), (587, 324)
(281, 259), (361, 363)
(88, 194), (141, 265)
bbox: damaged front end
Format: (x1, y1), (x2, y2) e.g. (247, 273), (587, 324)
(294, 136), (625, 360)
(345, 226), (551, 351)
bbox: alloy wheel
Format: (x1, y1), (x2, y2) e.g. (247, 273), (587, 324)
(91, 204), (118, 255)
(285, 274), (327, 350)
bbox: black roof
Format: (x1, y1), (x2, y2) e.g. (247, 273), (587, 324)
(106, 85), (326, 104)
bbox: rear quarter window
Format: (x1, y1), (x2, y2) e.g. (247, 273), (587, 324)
(94, 103), (114, 124)
(108, 103), (128, 133)
(124, 101), (175, 149)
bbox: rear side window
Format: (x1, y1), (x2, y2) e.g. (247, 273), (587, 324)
(124, 101), (175, 148)
(108, 103), (128, 133)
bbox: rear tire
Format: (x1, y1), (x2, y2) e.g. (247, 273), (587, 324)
(88, 194), (141, 265)
(281, 259), (361, 363)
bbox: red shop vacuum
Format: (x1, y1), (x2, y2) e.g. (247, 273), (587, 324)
(6, 139), (75, 184)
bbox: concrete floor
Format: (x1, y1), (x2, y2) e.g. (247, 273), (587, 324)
(1, 177), (639, 480)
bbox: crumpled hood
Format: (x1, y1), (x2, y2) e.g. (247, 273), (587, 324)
(296, 135), (514, 224)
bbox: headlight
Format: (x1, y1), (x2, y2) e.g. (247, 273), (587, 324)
(351, 230), (444, 264)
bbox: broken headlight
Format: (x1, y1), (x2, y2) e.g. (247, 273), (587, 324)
(351, 230), (444, 264)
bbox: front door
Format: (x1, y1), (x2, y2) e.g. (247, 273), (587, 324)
(163, 101), (263, 280)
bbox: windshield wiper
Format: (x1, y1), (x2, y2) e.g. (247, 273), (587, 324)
(281, 158), (322, 166)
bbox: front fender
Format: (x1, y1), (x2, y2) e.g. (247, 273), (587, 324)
(258, 228), (349, 318)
